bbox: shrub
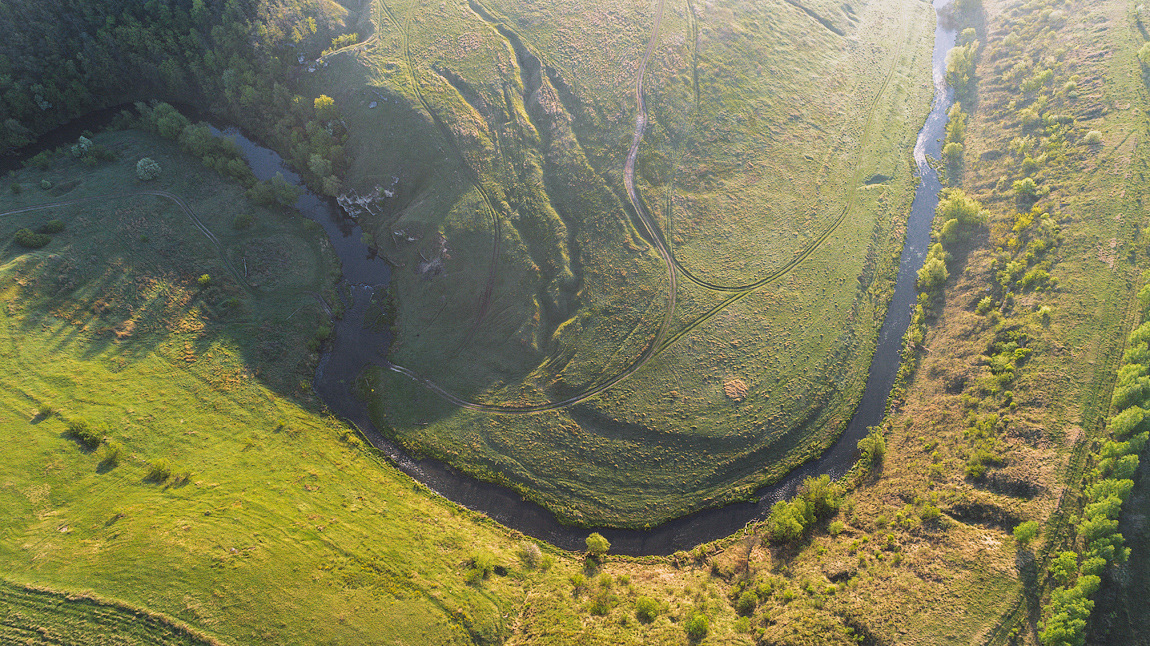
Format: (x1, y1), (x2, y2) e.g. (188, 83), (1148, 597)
(858, 426), (886, 469)
(635, 596), (660, 623)
(570, 572), (587, 594)
(40, 179), (52, 190)
(1084, 130), (1103, 145)
(685, 612), (709, 640)
(736, 590), (758, 615)
(100, 440), (125, 467)
(589, 588), (618, 615)
(37, 403), (54, 418)
(198, 274), (212, 288)
(518, 542), (543, 569)
(469, 552), (495, 579)
(232, 212), (255, 229)
(39, 219), (64, 234)
(10, 183), (20, 194)
(828, 520), (845, 536)
(66, 420), (103, 449)
(136, 157), (161, 181)
(27, 151), (51, 170)
(1014, 520), (1040, 547)
(13, 228), (51, 249)
(146, 458), (173, 482)
(585, 532), (611, 557)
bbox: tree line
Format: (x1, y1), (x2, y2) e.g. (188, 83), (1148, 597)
(0, 0), (354, 195)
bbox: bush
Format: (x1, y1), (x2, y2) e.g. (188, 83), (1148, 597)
(570, 572), (587, 594)
(1084, 130), (1103, 145)
(858, 426), (886, 468)
(585, 532), (611, 557)
(100, 440), (125, 467)
(198, 274), (212, 288)
(13, 228), (50, 249)
(635, 596), (660, 623)
(518, 542), (543, 569)
(10, 183), (20, 194)
(685, 612), (709, 640)
(1014, 520), (1040, 547)
(39, 219), (64, 234)
(66, 420), (103, 449)
(27, 151), (51, 170)
(39, 179), (52, 190)
(589, 588), (618, 615)
(232, 212), (255, 229)
(469, 552), (495, 579)
(736, 590), (758, 615)
(136, 157), (161, 181)
(146, 458), (173, 482)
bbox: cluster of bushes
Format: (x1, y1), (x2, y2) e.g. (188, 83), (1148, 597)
(987, 208), (1061, 311)
(136, 101), (305, 206)
(62, 419), (124, 469)
(942, 103), (967, 179)
(323, 33), (359, 55)
(765, 475), (843, 543)
(66, 419), (105, 450)
(1039, 316), (1150, 645)
(945, 39), (980, 98)
(729, 575), (779, 619)
(917, 189), (988, 297)
(69, 134), (116, 165)
(963, 412), (1005, 478)
(13, 228), (51, 249)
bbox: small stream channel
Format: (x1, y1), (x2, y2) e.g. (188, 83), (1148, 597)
(2, 1), (957, 556)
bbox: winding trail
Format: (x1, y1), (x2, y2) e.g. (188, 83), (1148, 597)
(384, 0), (680, 413)
(0, 190), (252, 292)
(377, 0), (503, 351)
(379, 0), (901, 413)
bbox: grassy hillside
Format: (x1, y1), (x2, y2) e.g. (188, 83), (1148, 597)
(0, 127), (769, 645)
(303, 0), (939, 526)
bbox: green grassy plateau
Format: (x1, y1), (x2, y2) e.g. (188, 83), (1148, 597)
(308, 0), (939, 526)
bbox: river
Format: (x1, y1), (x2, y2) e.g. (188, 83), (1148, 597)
(0, 0), (957, 556)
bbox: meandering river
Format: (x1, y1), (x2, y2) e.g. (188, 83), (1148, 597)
(1, 0), (957, 556)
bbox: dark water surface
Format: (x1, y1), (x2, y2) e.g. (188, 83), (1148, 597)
(2, 2), (956, 555)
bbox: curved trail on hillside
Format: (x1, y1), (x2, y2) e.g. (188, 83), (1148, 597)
(0, 190), (252, 292)
(379, 0), (869, 413)
(384, 0), (678, 413)
(376, 0), (503, 353)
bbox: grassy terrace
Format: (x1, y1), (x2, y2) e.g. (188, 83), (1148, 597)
(308, 0), (938, 526)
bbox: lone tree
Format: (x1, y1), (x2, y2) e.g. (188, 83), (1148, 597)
(585, 532), (610, 557)
(136, 157), (161, 181)
(314, 94), (337, 121)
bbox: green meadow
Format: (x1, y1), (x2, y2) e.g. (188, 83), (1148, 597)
(307, 0), (939, 526)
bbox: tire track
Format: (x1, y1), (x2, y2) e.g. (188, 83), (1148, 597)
(385, 0), (908, 413)
(379, 0), (502, 349)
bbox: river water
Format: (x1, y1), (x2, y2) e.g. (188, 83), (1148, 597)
(1, 1), (957, 556)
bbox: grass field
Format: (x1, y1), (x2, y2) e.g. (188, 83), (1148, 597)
(0, 127), (771, 645)
(1, 578), (220, 646)
(300, 0), (940, 526)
